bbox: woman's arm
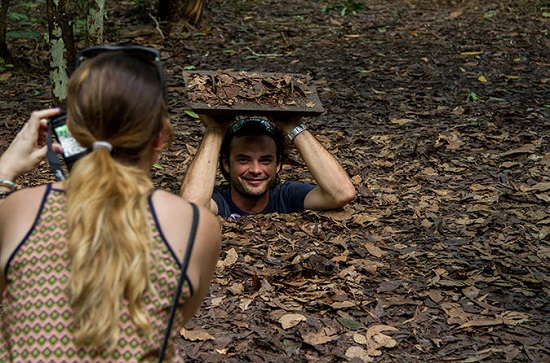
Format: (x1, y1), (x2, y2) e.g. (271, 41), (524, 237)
(0, 108), (61, 198)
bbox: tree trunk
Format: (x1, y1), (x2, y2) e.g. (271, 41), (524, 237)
(0, 0), (10, 59)
(159, 0), (207, 26)
(85, 0), (105, 47)
(46, 0), (76, 105)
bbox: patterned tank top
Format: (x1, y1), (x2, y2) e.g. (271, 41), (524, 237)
(0, 184), (194, 362)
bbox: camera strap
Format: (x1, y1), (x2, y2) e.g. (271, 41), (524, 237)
(46, 122), (66, 181)
(158, 203), (200, 362)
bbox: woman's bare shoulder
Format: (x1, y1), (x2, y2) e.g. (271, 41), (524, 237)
(151, 189), (221, 234)
(152, 190), (217, 218)
(150, 189), (221, 261)
(0, 184), (50, 268)
(0, 184), (49, 213)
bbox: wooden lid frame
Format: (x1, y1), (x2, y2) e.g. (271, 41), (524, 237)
(182, 70), (325, 117)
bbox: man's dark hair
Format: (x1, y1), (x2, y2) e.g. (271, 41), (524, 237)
(219, 117), (287, 182)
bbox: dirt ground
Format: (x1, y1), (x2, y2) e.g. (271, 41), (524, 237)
(1, 0), (549, 362)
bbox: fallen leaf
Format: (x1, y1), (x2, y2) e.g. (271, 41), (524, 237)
(227, 283), (244, 295)
(460, 352), (494, 362)
(500, 311), (530, 325)
(365, 242), (386, 257)
(279, 313), (306, 329)
(365, 324), (399, 355)
(390, 118), (414, 126)
(331, 301), (356, 309)
(211, 296), (225, 306)
(353, 333), (368, 345)
(500, 144), (537, 157)
(345, 346), (374, 362)
(428, 289), (444, 303)
(302, 329), (337, 345)
(459, 317), (503, 328)
(377, 280), (401, 293)
(450, 9), (463, 18)
(323, 210), (352, 221)
(461, 51), (484, 56)
(337, 316), (367, 330)
(217, 247), (238, 268)
(521, 182), (550, 192)
(239, 298), (253, 311)
(462, 286), (480, 299)
(353, 213), (379, 225)
(180, 327), (214, 341)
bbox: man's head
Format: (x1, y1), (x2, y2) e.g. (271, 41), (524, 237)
(219, 118), (287, 197)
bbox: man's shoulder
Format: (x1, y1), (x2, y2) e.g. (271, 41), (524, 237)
(212, 187), (230, 198)
(212, 187), (235, 218)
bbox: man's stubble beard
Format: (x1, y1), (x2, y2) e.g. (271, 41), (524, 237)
(231, 175), (278, 199)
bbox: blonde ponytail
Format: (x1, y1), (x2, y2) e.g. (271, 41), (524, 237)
(64, 50), (171, 349)
(65, 148), (154, 349)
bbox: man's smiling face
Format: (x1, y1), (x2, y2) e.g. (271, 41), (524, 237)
(224, 134), (281, 199)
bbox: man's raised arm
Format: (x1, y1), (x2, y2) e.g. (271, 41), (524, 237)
(275, 117), (356, 211)
(180, 115), (228, 214)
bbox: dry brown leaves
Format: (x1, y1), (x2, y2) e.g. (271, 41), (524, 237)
(181, 71), (324, 116)
(1, 0), (548, 362)
(175, 119), (548, 362)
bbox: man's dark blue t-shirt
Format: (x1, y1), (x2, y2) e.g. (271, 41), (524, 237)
(212, 181), (316, 219)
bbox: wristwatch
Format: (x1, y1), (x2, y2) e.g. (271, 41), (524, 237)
(287, 123), (308, 142)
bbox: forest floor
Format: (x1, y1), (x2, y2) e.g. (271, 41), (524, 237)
(1, 0), (549, 362)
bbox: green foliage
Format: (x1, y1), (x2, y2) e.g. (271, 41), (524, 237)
(73, 19), (88, 42)
(234, 0), (246, 12)
(9, 12), (29, 21)
(6, 0), (47, 43)
(466, 91), (480, 102)
(536, 2), (550, 16)
(6, 30), (42, 39)
(6, 12), (41, 39)
(9, 0), (43, 12)
(321, 0), (366, 16)
(184, 110), (200, 119)
(0, 58), (14, 73)
(483, 11), (498, 19)
(132, 0), (156, 21)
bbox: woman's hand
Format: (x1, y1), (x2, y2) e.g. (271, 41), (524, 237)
(0, 108), (61, 182)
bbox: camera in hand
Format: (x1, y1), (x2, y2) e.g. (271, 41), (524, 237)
(47, 112), (88, 180)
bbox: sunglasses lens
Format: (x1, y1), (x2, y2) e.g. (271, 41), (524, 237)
(228, 118), (276, 138)
(77, 47), (158, 66)
(75, 46), (165, 95)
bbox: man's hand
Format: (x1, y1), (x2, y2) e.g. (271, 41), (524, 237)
(200, 114), (235, 132)
(268, 115), (303, 135)
(0, 108), (61, 182)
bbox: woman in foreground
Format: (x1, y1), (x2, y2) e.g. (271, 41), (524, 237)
(0, 47), (221, 362)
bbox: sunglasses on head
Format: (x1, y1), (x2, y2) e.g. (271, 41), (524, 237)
(76, 45), (165, 97)
(227, 117), (278, 138)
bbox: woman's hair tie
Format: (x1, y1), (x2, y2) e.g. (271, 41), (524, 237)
(93, 141), (113, 152)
